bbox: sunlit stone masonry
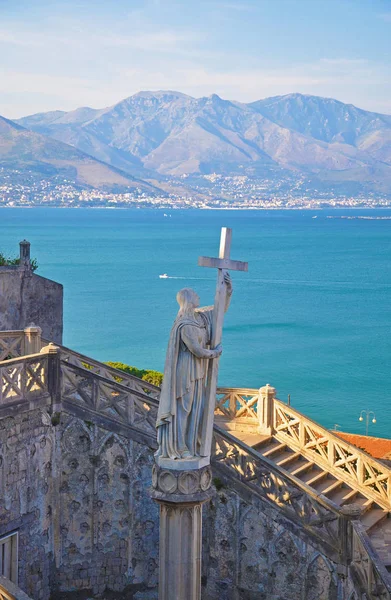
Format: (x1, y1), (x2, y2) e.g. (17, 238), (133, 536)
(0, 238), (390, 600)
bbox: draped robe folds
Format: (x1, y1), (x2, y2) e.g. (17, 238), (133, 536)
(155, 308), (214, 460)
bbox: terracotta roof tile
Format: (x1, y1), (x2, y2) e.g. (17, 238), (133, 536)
(335, 431), (391, 459)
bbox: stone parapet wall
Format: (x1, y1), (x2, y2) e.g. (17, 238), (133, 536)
(0, 269), (63, 344)
(0, 409), (54, 600)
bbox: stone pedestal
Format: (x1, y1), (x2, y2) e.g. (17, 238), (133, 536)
(258, 384), (276, 435)
(151, 464), (213, 600)
(23, 324), (42, 354)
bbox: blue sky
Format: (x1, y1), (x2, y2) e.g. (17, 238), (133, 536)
(1, 0), (390, 118)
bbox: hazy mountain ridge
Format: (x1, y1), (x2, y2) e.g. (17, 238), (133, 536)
(13, 92), (391, 195)
(0, 115), (161, 193)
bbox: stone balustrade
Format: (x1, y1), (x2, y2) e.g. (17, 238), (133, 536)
(0, 327), (42, 361)
(273, 399), (391, 510)
(351, 521), (391, 600)
(2, 338), (391, 597)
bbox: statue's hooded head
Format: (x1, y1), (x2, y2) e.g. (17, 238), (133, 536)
(176, 288), (200, 317)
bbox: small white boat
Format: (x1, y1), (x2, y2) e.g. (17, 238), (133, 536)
(159, 273), (169, 279)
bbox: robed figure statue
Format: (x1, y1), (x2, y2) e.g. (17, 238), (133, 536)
(155, 273), (233, 460)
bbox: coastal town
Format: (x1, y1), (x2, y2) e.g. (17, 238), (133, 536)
(1, 167), (389, 209)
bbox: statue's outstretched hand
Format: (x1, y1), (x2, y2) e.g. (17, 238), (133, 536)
(212, 343), (222, 358)
(223, 271), (233, 295)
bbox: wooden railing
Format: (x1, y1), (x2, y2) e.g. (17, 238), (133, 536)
(351, 521), (391, 600)
(273, 400), (391, 510)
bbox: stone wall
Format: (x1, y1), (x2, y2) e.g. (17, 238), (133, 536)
(0, 406), (362, 599)
(202, 486), (355, 600)
(0, 409), (55, 600)
(0, 268), (63, 344)
(54, 413), (159, 597)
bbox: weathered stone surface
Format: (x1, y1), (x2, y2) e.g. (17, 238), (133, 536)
(0, 409), (54, 600)
(0, 262), (63, 343)
(151, 464), (212, 503)
(0, 409), (371, 600)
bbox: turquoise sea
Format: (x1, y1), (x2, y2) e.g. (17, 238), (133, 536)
(1, 208), (390, 438)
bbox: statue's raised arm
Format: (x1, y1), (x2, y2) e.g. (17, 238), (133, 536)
(155, 276), (232, 464)
(155, 227), (247, 470)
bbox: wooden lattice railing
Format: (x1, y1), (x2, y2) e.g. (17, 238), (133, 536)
(273, 400), (391, 510)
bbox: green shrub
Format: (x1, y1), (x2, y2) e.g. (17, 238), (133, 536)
(105, 362), (163, 387)
(0, 252), (38, 271)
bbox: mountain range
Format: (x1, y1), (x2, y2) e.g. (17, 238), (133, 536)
(2, 91), (391, 198)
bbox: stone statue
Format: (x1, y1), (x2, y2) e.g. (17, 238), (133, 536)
(155, 272), (233, 461)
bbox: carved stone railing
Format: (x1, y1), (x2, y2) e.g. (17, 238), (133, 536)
(1, 347), (391, 595)
(0, 577), (33, 600)
(0, 327), (42, 361)
(42, 339), (160, 400)
(212, 426), (343, 560)
(350, 521), (391, 599)
(0, 353), (49, 412)
(0, 332), (25, 362)
(59, 358), (158, 444)
(215, 387), (259, 424)
(273, 400), (391, 510)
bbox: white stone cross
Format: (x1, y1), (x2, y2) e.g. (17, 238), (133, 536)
(198, 227), (248, 457)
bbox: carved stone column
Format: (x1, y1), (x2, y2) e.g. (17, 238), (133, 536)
(258, 383), (276, 435)
(151, 464), (213, 600)
(23, 323), (42, 355)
